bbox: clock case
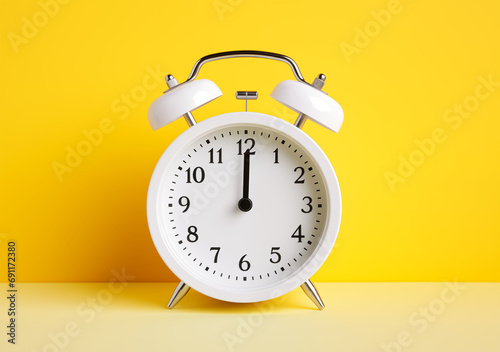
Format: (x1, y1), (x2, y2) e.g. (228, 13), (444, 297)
(147, 51), (344, 309)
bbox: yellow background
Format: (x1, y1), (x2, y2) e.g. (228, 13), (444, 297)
(0, 0), (499, 283)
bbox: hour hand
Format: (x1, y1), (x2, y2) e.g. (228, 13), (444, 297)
(238, 150), (253, 212)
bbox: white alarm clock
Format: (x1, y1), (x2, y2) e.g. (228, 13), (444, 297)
(147, 51), (343, 309)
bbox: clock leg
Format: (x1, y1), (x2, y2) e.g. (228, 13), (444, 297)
(300, 279), (325, 310)
(167, 281), (191, 309)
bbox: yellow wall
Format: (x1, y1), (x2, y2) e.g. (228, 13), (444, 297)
(0, 0), (498, 282)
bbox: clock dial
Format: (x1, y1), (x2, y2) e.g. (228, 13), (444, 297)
(148, 112), (341, 302)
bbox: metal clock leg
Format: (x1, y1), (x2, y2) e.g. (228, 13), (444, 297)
(300, 279), (325, 310)
(167, 281), (191, 309)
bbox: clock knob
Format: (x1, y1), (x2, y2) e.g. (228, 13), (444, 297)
(270, 79), (344, 133)
(148, 78), (222, 130)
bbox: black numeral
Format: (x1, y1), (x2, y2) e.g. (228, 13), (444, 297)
(270, 247), (281, 264)
(178, 196), (190, 213)
(186, 167), (205, 183)
(273, 148), (279, 164)
(237, 138), (255, 155)
(187, 226), (198, 243)
(238, 254), (251, 271)
(294, 166), (305, 184)
(210, 247), (220, 263)
(291, 225), (304, 243)
(301, 196), (313, 213)
(209, 148), (223, 164)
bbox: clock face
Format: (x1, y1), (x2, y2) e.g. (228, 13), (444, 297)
(147, 112), (341, 302)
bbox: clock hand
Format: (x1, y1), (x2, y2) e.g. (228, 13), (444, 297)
(242, 149), (250, 200)
(238, 149), (253, 212)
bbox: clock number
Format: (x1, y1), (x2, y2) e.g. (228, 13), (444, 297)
(273, 148), (279, 164)
(210, 247), (220, 263)
(186, 167), (205, 183)
(270, 247), (281, 264)
(187, 226), (199, 243)
(301, 196), (313, 213)
(209, 148), (223, 164)
(238, 254), (251, 271)
(291, 225), (304, 243)
(237, 138), (255, 155)
(178, 196), (190, 213)
(294, 166), (305, 184)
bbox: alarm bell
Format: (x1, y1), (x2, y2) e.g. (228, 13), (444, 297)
(147, 50), (343, 134)
(270, 80), (343, 133)
(148, 78), (222, 130)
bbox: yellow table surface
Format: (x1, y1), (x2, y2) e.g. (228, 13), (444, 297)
(2, 283), (499, 352)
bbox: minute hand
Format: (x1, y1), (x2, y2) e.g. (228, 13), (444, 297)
(238, 150), (253, 212)
(243, 150), (250, 198)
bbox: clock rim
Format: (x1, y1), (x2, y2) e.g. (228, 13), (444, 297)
(147, 112), (341, 303)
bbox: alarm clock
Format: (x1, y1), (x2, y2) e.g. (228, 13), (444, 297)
(147, 51), (343, 309)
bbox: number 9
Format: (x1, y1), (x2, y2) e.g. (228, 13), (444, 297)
(178, 196), (190, 213)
